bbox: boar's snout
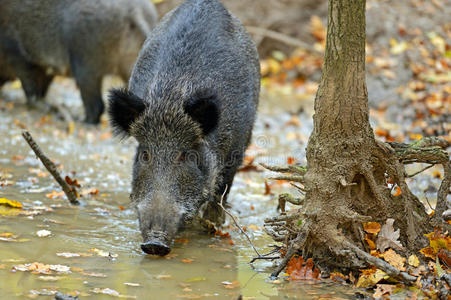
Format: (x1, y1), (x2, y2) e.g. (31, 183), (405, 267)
(141, 240), (171, 256)
(141, 230), (171, 256)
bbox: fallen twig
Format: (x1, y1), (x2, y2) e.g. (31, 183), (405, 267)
(406, 164), (434, 178)
(345, 241), (417, 283)
(246, 26), (322, 54)
(270, 232), (307, 278)
(219, 185), (265, 260)
(22, 131), (79, 205)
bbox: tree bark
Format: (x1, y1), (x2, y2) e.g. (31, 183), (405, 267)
(287, 0), (436, 270)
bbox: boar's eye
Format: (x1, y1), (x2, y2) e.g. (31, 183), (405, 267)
(141, 150), (150, 163)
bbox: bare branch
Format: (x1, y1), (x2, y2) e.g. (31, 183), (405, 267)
(246, 26), (322, 54)
(22, 131), (79, 205)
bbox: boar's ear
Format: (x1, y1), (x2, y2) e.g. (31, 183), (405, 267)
(108, 88), (146, 137)
(184, 95), (219, 136)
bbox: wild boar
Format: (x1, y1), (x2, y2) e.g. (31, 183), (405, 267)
(0, 0), (158, 123)
(108, 0), (260, 256)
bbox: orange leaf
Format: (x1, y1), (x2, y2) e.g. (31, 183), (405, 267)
(286, 256), (320, 280)
(181, 259), (193, 264)
(420, 246), (436, 259)
(365, 235), (377, 250)
(392, 186), (402, 197)
(287, 157), (297, 165)
(64, 176), (80, 188)
(264, 181), (272, 196)
(175, 239), (189, 244)
(330, 272), (348, 283)
(437, 249), (451, 266)
(363, 222), (381, 234)
(45, 191), (65, 199)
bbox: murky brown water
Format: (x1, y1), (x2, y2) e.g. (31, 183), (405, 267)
(0, 78), (440, 299)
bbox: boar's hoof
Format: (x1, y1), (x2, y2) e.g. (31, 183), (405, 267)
(141, 241), (171, 256)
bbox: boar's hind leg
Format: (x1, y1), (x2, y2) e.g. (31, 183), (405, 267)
(71, 60), (104, 124)
(15, 64), (53, 106)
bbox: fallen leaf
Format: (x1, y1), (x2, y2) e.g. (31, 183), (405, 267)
(91, 288), (136, 298)
(38, 276), (61, 281)
(392, 186), (402, 196)
(45, 191), (65, 199)
(376, 218), (403, 252)
(0, 198), (22, 208)
(408, 255), (420, 267)
(0, 232), (15, 238)
(329, 272), (348, 283)
(264, 180), (272, 195)
(56, 252), (81, 258)
(89, 248), (118, 258)
(80, 188), (99, 197)
(181, 259), (193, 264)
(81, 271), (107, 277)
(184, 277), (205, 282)
(381, 249), (406, 271)
(356, 269), (388, 288)
(437, 249), (451, 266)
(12, 262), (70, 274)
(287, 156), (297, 164)
(365, 235), (377, 250)
(124, 282), (141, 287)
(175, 238), (189, 244)
(221, 280), (240, 289)
(286, 256), (320, 280)
(64, 176), (81, 188)
(156, 274), (172, 280)
(36, 230), (51, 237)
(363, 222), (381, 234)
(373, 284), (395, 298)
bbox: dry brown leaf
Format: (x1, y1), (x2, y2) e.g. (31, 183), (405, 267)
(373, 284), (395, 298)
(376, 218), (403, 252)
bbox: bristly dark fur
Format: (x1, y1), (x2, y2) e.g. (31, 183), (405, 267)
(108, 88), (147, 138)
(115, 0), (261, 256)
(0, 0), (158, 124)
(184, 96), (219, 136)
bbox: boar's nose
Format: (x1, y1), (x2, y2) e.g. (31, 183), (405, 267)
(141, 241), (171, 256)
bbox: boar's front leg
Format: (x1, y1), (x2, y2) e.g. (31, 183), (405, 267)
(70, 56), (104, 124)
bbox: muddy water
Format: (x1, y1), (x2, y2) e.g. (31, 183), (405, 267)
(0, 78), (440, 299)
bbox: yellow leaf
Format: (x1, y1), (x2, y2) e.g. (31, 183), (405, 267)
(356, 269), (388, 288)
(390, 39), (408, 54)
(408, 255), (420, 267)
(0, 233), (14, 238)
(0, 206), (22, 216)
(0, 198), (22, 208)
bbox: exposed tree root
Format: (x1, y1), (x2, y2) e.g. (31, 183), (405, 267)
(264, 137), (450, 282)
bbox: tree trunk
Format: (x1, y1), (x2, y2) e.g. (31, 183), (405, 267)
(275, 0), (448, 272)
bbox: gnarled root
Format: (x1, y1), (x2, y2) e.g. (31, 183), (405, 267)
(264, 137), (450, 280)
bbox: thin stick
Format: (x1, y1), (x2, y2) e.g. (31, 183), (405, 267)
(345, 241), (417, 283)
(22, 131), (79, 205)
(246, 26), (322, 54)
(406, 164), (434, 178)
(219, 185), (261, 257)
